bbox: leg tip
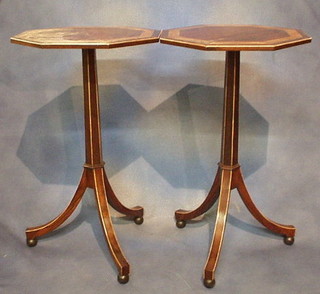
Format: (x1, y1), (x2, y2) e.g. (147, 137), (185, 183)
(176, 220), (186, 229)
(134, 216), (144, 225)
(284, 236), (294, 245)
(26, 238), (38, 247)
(117, 274), (129, 284)
(204, 278), (215, 288)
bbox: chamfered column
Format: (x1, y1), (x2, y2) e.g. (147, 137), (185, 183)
(220, 51), (240, 168)
(82, 49), (104, 168)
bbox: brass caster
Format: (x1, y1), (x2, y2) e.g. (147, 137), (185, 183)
(284, 236), (294, 246)
(117, 274), (129, 284)
(26, 238), (38, 247)
(176, 220), (186, 229)
(134, 216), (144, 225)
(204, 278), (215, 288)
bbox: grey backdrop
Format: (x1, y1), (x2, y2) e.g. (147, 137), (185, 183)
(1, 1), (319, 293)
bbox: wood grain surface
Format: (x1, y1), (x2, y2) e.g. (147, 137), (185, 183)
(11, 27), (160, 49)
(160, 25), (311, 51)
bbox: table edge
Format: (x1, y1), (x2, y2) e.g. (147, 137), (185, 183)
(159, 37), (312, 51)
(10, 29), (161, 49)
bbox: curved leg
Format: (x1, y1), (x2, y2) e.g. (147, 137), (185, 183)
(203, 170), (232, 288)
(26, 171), (87, 246)
(93, 168), (130, 282)
(175, 168), (221, 227)
(103, 170), (144, 224)
(234, 169), (295, 242)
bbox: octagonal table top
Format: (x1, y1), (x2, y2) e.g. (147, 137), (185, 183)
(11, 27), (160, 49)
(160, 25), (311, 51)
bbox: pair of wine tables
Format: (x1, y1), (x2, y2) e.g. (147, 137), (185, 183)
(11, 25), (311, 288)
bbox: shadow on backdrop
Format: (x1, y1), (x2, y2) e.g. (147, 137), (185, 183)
(17, 84), (268, 190)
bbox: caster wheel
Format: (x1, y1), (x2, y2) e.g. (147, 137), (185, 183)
(26, 238), (38, 247)
(284, 236), (294, 245)
(176, 220), (186, 229)
(134, 216), (144, 225)
(204, 279), (215, 288)
(117, 274), (129, 284)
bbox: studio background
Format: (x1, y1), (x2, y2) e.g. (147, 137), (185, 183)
(0, 1), (319, 293)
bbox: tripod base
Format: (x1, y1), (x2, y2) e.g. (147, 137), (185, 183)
(175, 164), (295, 287)
(26, 165), (143, 283)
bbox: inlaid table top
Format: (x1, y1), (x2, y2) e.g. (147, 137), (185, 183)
(11, 26), (160, 49)
(160, 25), (311, 51)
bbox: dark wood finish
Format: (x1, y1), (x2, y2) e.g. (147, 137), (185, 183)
(11, 26), (160, 49)
(12, 26), (160, 283)
(204, 53), (294, 283)
(163, 25), (311, 288)
(12, 25), (311, 287)
(26, 49), (144, 280)
(177, 52), (295, 285)
(160, 25), (311, 51)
